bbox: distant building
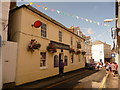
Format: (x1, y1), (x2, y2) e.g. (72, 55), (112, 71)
(84, 36), (92, 63)
(92, 40), (111, 63)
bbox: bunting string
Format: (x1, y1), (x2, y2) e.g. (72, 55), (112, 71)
(28, 2), (110, 27)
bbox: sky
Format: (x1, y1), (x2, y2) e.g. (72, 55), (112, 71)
(17, 2), (115, 46)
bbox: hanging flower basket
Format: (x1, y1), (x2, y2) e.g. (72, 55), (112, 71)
(69, 48), (75, 54)
(28, 39), (41, 52)
(75, 50), (81, 55)
(82, 51), (86, 55)
(47, 43), (57, 53)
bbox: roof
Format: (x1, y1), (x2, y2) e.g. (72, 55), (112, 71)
(10, 4), (85, 40)
(92, 40), (111, 46)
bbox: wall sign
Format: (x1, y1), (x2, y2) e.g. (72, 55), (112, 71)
(50, 41), (70, 50)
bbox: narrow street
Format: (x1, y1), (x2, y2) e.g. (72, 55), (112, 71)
(14, 68), (105, 89)
(43, 68), (105, 89)
(1, 1), (119, 89)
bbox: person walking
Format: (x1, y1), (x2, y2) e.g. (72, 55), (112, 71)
(111, 62), (116, 77)
(59, 60), (64, 77)
(105, 62), (110, 74)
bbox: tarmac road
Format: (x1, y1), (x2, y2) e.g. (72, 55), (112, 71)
(43, 70), (99, 89)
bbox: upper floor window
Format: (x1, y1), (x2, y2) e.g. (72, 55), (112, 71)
(41, 22), (47, 38)
(59, 31), (62, 42)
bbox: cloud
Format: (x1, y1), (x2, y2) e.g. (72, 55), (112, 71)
(87, 28), (94, 35)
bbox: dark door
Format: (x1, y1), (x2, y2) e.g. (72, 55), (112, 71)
(59, 53), (61, 74)
(59, 53), (61, 65)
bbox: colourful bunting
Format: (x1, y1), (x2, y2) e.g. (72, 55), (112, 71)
(76, 16), (79, 19)
(27, 2), (111, 27)
(43, 7), (48, 10)
(90, 20), (92, 23)
(51, 9), (55, 12)
(57, 10), (60, 14)
(85, 19), (89, 22)
(29, 2), (33, 5)
(36, 5), (41, 7)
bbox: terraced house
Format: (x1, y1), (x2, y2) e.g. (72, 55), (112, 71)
(8, 5), (86, 85)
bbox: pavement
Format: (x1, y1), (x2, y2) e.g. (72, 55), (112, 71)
(106, 72), (119, 89)
(73, 67), (106, 89)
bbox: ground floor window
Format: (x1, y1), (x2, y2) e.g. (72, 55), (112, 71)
(64, 55), (68, 66)
(54, 55), (59, 67)
(40, 52), (46, 67)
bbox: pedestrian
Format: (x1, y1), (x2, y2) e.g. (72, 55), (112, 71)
(105, 62), (110, 74)
(114, 62), (118, 75)
(111, 62), (116, 77)
(59, 60), (64, 77)
(96, 62), (100, 70)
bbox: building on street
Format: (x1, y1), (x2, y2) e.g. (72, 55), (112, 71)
(84, 36), (92, 63)
(92, 40), (111, 63)
(8, 4), (86, 85)
(115, 0), (120, 76)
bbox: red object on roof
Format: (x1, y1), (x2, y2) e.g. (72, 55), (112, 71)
(33, 20), (41, 28)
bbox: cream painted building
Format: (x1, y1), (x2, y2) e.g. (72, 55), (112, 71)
(84, 36), (92, 63)
(8, 5), (86, 85)
(92, 40), (111, 63)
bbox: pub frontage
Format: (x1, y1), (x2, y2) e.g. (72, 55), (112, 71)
(8, 5), (86, 85)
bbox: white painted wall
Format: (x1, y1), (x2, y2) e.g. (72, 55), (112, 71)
(3, 41), (17, 84)
(92, 44), (104, 63)
(0, 2), (10, 89)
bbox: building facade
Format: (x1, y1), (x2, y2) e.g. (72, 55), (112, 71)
(0, 2), (10, 89)
(115, 0), (120, 75)
(8, 5), (86, 85)
(84, 36), (92, 63)
(92, 40), (111, 63)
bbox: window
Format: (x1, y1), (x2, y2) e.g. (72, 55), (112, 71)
(77, 41), (81, 49)
(59, 31), (62, 42)
(40, 52), (46, 67)
(71, 54), (74, 64)
(54, 55), (59, 67)
(64, 55), (68, 66)
(41, 22), (47, 38)
(71, 37), (73, 45)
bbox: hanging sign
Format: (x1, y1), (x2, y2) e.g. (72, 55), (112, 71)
(33, 20), (41, 28)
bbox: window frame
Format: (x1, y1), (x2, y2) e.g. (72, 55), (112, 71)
(54, 55), (59, 68)
(59, 31), (62, 42)
(40, 52), (47, 69)
(64, 55), (68, 66)
(41, 22), (47, 38)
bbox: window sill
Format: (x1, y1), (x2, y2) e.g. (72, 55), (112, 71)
(71, 63), (74, 65)
(40, 67), (48, 69)
(41, 36), (49, 40)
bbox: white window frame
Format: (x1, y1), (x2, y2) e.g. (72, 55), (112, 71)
(40, 52), (47, 69)
(41, 22), (47, 38)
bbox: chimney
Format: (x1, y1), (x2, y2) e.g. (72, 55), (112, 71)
(10, 0), (16, 9)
